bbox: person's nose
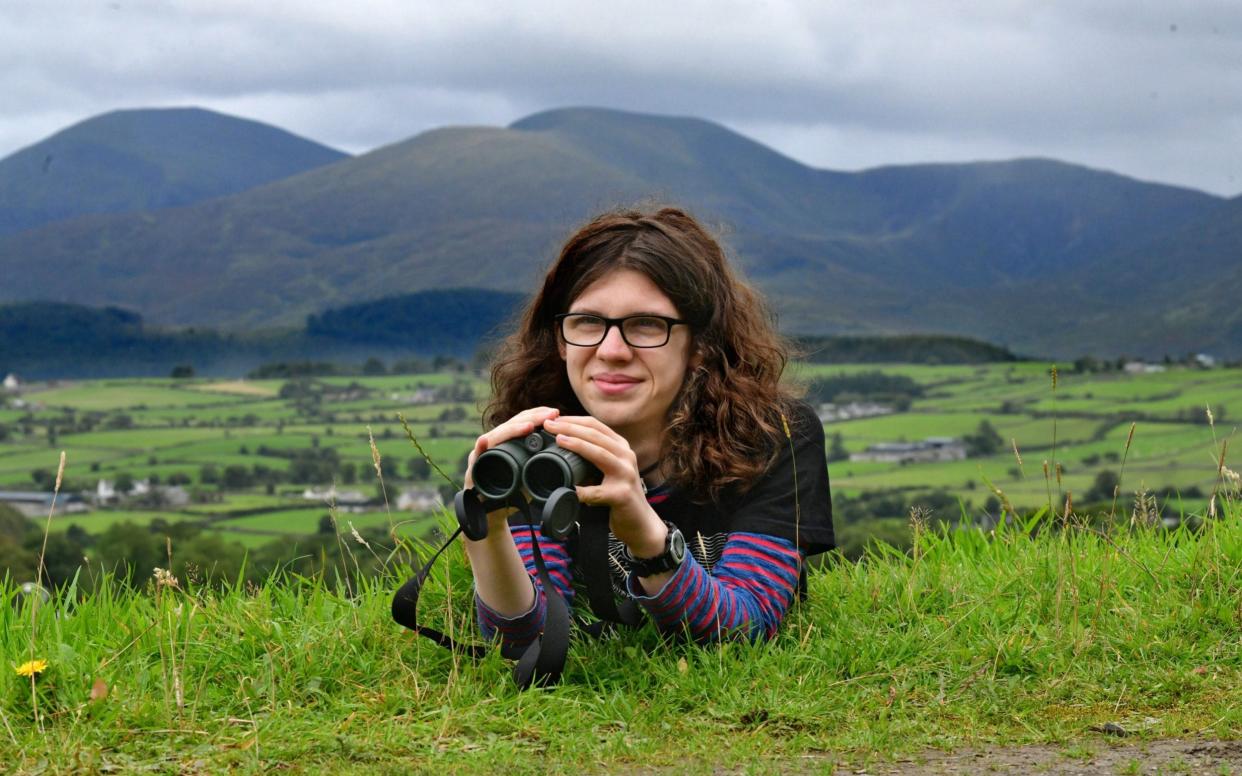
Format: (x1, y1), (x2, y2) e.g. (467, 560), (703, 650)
(596, 323), (633, 360)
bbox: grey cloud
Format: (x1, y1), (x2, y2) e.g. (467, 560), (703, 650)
(1, 0), (1239, 194)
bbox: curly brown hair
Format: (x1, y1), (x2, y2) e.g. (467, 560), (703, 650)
(485, 206), (796, 502)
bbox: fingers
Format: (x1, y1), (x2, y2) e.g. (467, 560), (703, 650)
(543, 417), (638, 480)
(543, 416), (630, 460)
(479, 407), (561, 450)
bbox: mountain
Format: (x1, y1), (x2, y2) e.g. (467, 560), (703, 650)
(0, 106), (1234, 357)
(0, 107), (347, 235)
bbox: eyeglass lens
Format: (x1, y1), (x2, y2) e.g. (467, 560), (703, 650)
(561, 315), (671, 347)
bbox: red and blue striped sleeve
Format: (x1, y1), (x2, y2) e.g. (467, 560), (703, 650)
(626, 531), (802, 643)
(474, 524), (574, 649)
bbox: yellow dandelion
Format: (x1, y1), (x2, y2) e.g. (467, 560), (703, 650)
(15, 659), (48, 678)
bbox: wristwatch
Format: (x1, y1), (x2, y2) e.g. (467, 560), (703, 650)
(626, 521), (687, 577)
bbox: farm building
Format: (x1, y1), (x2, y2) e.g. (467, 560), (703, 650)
(0, 490), (88, 518)
(818, 402), (894, 423)
(397, 487), (442, 512)
(850, 437), (967, 464)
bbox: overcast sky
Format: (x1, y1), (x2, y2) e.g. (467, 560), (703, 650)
(3, 0), (1240, 196)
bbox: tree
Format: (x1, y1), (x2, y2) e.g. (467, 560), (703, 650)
(407, 457), (431, 480)
(362, 357), (387, 376)
(114, 472), (136, 495)
(1085, 470), (1120, 503)
(94, 522), (162, 585)
(826, 432), (849, 463)
(170, 364), (195, 379)
(340, 461), (357, 485)
(0, 503), (32, 542)
(964, 420), (1003, 457)
(33, 532), (86, 588)
(222, 465), (253, 490)
(0, 535), (37, 583)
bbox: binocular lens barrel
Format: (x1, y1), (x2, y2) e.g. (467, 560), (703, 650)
(472, 444), (525, 501)
(523, 449), (592, 500)
(471, 429), (596, 506)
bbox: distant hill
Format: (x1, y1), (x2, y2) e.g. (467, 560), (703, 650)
(0, 299), (1022, 379)
(307, 288), (526, 351)
(0, 106), (1236, 358)
(0, 107), (347, 235)
(0, 292), (526, 379)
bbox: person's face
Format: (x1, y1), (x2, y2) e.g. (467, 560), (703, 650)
(559, 268), (698, 448)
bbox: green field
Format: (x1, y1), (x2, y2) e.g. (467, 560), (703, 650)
(3, 364), (1240, 556)
(3, 514), (1239, 773)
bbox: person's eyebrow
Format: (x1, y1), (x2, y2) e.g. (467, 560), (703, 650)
(565, 308), (676, 317)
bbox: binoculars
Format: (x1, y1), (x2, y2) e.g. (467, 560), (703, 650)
(455, 429), (600, 541)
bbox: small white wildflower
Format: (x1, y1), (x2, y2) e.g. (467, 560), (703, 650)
(153, 567), (180, 589)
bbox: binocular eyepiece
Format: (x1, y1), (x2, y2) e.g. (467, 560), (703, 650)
(457, 429), (600, 540)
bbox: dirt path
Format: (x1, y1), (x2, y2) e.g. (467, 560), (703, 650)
(856, 739), (1241, 775)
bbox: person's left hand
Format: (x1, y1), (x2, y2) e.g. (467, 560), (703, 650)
(541, 416), (667, 557)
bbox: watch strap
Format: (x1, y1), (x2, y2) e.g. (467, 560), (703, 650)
(627, 521), (686, 577)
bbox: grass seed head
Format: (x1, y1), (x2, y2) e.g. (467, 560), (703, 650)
(54, 451), (65, 493)
(1131, 487), (1160, 528)
(367, 425), (383, 479)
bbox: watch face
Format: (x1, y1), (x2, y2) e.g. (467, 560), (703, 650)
(669, 528), (686, 564)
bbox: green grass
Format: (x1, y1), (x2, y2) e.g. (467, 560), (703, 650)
(24, 382), (255, 411)
(53, 509), (199, 533)
(2, 511), (1239, 774)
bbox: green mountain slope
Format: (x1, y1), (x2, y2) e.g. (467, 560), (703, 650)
(0, 106), (1233, 358)
(0, 107), (347, 235)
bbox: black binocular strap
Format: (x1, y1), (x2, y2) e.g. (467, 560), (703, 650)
(575, 513), (642, 631)
(390, 507), (572, 688)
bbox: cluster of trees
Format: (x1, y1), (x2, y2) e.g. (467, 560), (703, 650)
(795, 334), (1019, 365)
(0, 505), (408, 591)
(804, 371), (925, 409)
(0, 297), (501, 380)
(305, 288), (524, 351)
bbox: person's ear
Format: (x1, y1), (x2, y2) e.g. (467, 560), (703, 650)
(689, 345), (704, 370)
(557, 339), (566, 360)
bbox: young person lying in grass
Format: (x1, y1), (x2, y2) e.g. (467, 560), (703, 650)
(464, 207), (834, 646)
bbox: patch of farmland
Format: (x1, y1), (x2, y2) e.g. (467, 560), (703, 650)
(27, 382), (257, 411)
(57, 427), (269, 450)
(55, 509), (199, 533)
(187, 381), (278, 397)
(133, 399), (298, 425)
(320, 374), (483, 390)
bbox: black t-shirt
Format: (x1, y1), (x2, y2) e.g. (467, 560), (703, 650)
(565, 399), (834, 598)
(649, 399), (834, 558)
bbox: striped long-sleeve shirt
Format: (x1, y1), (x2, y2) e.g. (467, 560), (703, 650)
(476, 400), (835, 651)
(475, 525), (803, 647)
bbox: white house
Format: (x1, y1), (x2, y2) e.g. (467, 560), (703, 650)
(397, 487), (442, 512)
(2, 374), (19, 392)
(302, 486), (370, 511)
(818, 402), (894, 423)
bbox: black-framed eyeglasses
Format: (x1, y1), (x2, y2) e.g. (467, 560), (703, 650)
(555, 313), (690, 348)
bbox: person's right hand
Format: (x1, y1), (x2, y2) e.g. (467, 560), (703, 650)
(464, 406), (562, 489)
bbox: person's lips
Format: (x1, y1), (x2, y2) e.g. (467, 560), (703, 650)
(592, 373), (641, 395)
